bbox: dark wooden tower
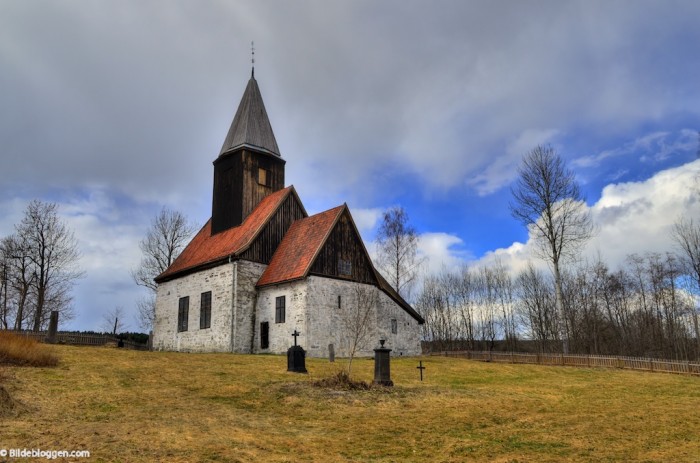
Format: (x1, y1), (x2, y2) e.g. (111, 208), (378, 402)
(211, 75), (286, 234)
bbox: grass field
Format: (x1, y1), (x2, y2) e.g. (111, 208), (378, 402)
(1, 345), (699, 462)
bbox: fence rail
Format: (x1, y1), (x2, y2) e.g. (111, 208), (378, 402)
(432, 350), (700, 376)
(6, 330), (150, 351)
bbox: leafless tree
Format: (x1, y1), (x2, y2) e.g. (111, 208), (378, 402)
(132, 207), (194, 291)
(672, 217), (700, 353)
(510, 145), (595, 352)
(102, 305), (128, 335)
(516, 263), (558, 352)
(376, 206), (423, 300)
(132, 207), (194, 330)
(338, 283), (377, 375)
(14, 200), (82, 331)
(135, 293), (156, 332)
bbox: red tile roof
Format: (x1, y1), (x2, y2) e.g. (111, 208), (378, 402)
(256, 205), (345, 287)
(155, 186), (296, 282)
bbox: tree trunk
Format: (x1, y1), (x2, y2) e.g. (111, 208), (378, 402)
(553, 260), (568, 354)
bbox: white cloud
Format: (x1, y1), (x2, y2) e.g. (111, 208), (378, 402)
(573, 130), (697, 168)
(349, 207), (383, 237)
(417, 232), (473, 275)
(467, 128), (559, 196)
(475, 159), (700, 274)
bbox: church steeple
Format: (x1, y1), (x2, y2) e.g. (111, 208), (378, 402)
(211, 74), (286, 235)
(219, 76), (281, 158)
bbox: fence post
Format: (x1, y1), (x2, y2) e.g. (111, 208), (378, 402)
(45, 311), (59, 344)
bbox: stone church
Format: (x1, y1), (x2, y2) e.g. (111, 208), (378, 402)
(152, 71), (424, 357)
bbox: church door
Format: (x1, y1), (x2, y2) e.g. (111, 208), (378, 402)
(260, 322), (269, 349)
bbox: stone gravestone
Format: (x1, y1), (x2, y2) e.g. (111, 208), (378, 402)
(373, 339), (393, 387)
(46, 311), (59, 344)
(287, 330), (307, 373)
(328, 343), (335, 363)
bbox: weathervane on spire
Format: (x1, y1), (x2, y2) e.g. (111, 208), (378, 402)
(251, 41), (255, 78)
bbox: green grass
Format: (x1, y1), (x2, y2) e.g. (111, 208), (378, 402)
(1, 345), (698, 462)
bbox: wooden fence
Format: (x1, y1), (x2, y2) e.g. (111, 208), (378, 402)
(7, 330), (150, 351)
(432, 351), (700, 376)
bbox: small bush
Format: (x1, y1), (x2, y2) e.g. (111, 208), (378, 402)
(313, 370), (371, 390)
(0, 331), (59, 367)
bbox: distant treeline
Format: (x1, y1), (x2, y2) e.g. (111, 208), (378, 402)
(417, 252), (700, 362)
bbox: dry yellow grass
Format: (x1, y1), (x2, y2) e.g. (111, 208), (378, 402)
(1, 345), (698, 462)
(0, 331), (59, 367)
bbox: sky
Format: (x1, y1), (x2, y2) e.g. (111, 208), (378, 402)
(1, 0), (699, 332)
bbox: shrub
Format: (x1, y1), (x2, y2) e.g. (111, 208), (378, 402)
(0, 331), (59, 367)
(313, 370), (371, 390)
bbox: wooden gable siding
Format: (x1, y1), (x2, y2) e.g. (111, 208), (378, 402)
(309, 210), (377, 284)
(240, 192), (306, 264)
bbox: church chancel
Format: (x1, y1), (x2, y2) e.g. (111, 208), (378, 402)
(152, 70), (423, 358)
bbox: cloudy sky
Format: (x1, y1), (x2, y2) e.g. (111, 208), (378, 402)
(1, 0), (699, 332)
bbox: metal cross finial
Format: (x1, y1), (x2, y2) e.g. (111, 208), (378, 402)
(251, 41), (255, 78)
(292, 329), (300, 347)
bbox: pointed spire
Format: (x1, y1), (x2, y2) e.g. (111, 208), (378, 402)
(251, 41), (255, 79)
(219, 75), (281, 157)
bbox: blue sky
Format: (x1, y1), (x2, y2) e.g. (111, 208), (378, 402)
(1, 1), (699, 331)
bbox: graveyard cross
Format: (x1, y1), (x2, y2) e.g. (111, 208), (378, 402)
(292, 329), (300, 347)
(417, 361), (426, 381)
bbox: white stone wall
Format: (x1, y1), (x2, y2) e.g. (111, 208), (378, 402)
(152, 260), (267, 353)
(231, 260), (267, 353)
(154, 264), (423, 356)
(255, 276), (422, 357)
(254, 280), (309, 353)
(152, 263), (235, 352)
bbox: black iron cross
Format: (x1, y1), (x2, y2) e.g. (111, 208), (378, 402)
(417, 361), (426, 381)
(292, 329), (300, 347)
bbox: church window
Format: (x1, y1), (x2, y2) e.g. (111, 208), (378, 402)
(177, 296), (189, 332)
(258, 167), (271, 187)
(391, 319), (398, 334)
(200, 291), (212, 329)
(338, 258), (352, 276)
(260, 322), (269, 349)
(275, 296), (286, 323)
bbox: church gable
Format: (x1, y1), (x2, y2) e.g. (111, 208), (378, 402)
(155, 186), (297, 283)
(240, 188), (307, 264)
(308, 208), (377, 285)
(256, 205), (344, 287)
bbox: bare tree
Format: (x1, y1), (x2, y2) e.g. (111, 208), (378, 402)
(672, 217), (700, 353)
(132, 207), (194, 330)
(510, 145), (595, 352)
(14, 200), (82, 331)
(102, 306), (128, 335)
(135, 293), (156, 332)
(133, 207), (194, 291)
(338, 283), (377, 375)
(376, 206), (423, 300)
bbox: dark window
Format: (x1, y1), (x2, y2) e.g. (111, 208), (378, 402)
(177, 296), (189, 332)
(337, 295), (342, 309)
(200, 291), (212, 329)
(338, 258), (352, 276)
(275, 296), (286, 323)
(391, 319), (398, 334)
(260, 322), (269, 349)
(258, 167), (271, 187)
